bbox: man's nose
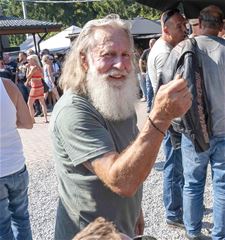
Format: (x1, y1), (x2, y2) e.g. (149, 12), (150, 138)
(113, 56), (126, 70)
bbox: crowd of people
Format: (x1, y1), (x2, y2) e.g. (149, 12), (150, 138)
(0, 48), (65, 123)
(136, 4), (225, 240)
(0, 4), (225, 240)
(0, 49), (65, 240)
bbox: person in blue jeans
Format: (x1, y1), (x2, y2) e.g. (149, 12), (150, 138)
(50, 15), (192, 240)
(147, 9), (187, 228)
(145, 73), (154, 113)
(163, 132), (183, 224)
(179, 6), (225, 240)
(139, 39), (156, 108)
(137, 72), (147, 102)
(0, 77), (33, 240)
(182, 135), (225, 240)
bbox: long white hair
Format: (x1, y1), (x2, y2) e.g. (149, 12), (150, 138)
(59, 14), (135, 96)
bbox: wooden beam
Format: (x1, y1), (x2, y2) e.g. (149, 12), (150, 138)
(0, 27), (61, 35)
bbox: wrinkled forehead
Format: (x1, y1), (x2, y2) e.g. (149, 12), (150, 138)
(90, 27), (132, 52)
(170, 13), (186, 24)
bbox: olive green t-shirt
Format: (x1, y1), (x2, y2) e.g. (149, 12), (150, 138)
(50, 90), (142, 237)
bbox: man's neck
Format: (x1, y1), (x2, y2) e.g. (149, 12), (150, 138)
(161, 35), (175, 47)
(201, 27), (220, 36)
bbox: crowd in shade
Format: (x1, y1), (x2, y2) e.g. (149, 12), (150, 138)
(0, 3), (225, 240)
(0, 48), (66, 123)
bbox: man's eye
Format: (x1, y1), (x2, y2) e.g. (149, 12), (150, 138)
(122, 53), (130, 57)
(103, 53), (113, 57)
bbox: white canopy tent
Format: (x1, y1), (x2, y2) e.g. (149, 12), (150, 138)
(20, 34), (40, 51)
(20, 25), (81, 52)
(128, 17), (161, 37)
(40, 25), (81, 52)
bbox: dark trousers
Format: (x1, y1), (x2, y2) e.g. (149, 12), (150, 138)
(17, 81), (29, 103)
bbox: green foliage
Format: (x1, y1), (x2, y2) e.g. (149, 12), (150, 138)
(0, 0), (24, 47)
(0, 0), (160, 47)
(92, 0), (160, 20)
(0, 0), (22, 18)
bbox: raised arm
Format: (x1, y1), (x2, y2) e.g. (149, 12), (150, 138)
(84, 76), (192, 197)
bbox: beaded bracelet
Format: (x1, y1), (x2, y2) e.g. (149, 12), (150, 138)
(148, 116), (166, 137)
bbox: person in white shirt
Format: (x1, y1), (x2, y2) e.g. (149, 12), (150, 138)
(147, 9), (188, 229)
(0, 77), (33, 240)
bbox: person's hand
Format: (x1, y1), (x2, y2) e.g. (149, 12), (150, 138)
(24, 81), (30, 87)
(51, 82), (55, 88)
(152, 75), (192, 121)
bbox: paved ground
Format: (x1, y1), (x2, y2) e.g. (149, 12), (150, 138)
(18, 101), (213, 240)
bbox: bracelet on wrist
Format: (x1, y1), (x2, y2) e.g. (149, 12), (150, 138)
(148, 116), (166, 136)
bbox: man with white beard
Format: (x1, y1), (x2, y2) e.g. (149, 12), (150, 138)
(50, 15), (192, 240)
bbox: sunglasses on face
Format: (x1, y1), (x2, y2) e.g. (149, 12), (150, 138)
(162, 9), (180, 25)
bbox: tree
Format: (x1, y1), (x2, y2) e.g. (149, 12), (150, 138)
(92, 0), (160, 20)
(0, 0), (160, 47)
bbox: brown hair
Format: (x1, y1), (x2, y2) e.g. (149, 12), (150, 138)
(73, 217), (122, 240)
(199, 5), (224, 29)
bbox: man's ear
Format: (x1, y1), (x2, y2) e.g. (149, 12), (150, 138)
(219, 23), (224, 32)
(198, 19), (203, 29)
(80, 53), (88, 72)
(163, 25), (169, 35)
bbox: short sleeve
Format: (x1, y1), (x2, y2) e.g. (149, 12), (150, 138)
(55, 104), (116, 167)
(155, 52), (170, 76)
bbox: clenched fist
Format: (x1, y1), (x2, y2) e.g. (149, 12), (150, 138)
(152, 75), (192, 121)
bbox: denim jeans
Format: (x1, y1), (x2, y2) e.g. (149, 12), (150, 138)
(146, 73), (154, 112)
(182, 135), (225, 239)
(0, 166), (32, 240)
(137, 73), (147, 98)
(163, 132), (183, 221)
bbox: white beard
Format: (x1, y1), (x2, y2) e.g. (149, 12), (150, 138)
(86, 64), (138, 121)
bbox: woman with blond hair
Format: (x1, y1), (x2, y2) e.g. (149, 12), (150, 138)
(25, 54), (48, 123)
(42, 54), (60, 109)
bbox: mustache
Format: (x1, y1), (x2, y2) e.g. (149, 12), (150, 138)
(105, 69), (128, 77)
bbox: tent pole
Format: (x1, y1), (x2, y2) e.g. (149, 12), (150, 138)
(0, 36), (3, 58)
(32, 33), (38, 54)
(37, 32), (48, 53)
